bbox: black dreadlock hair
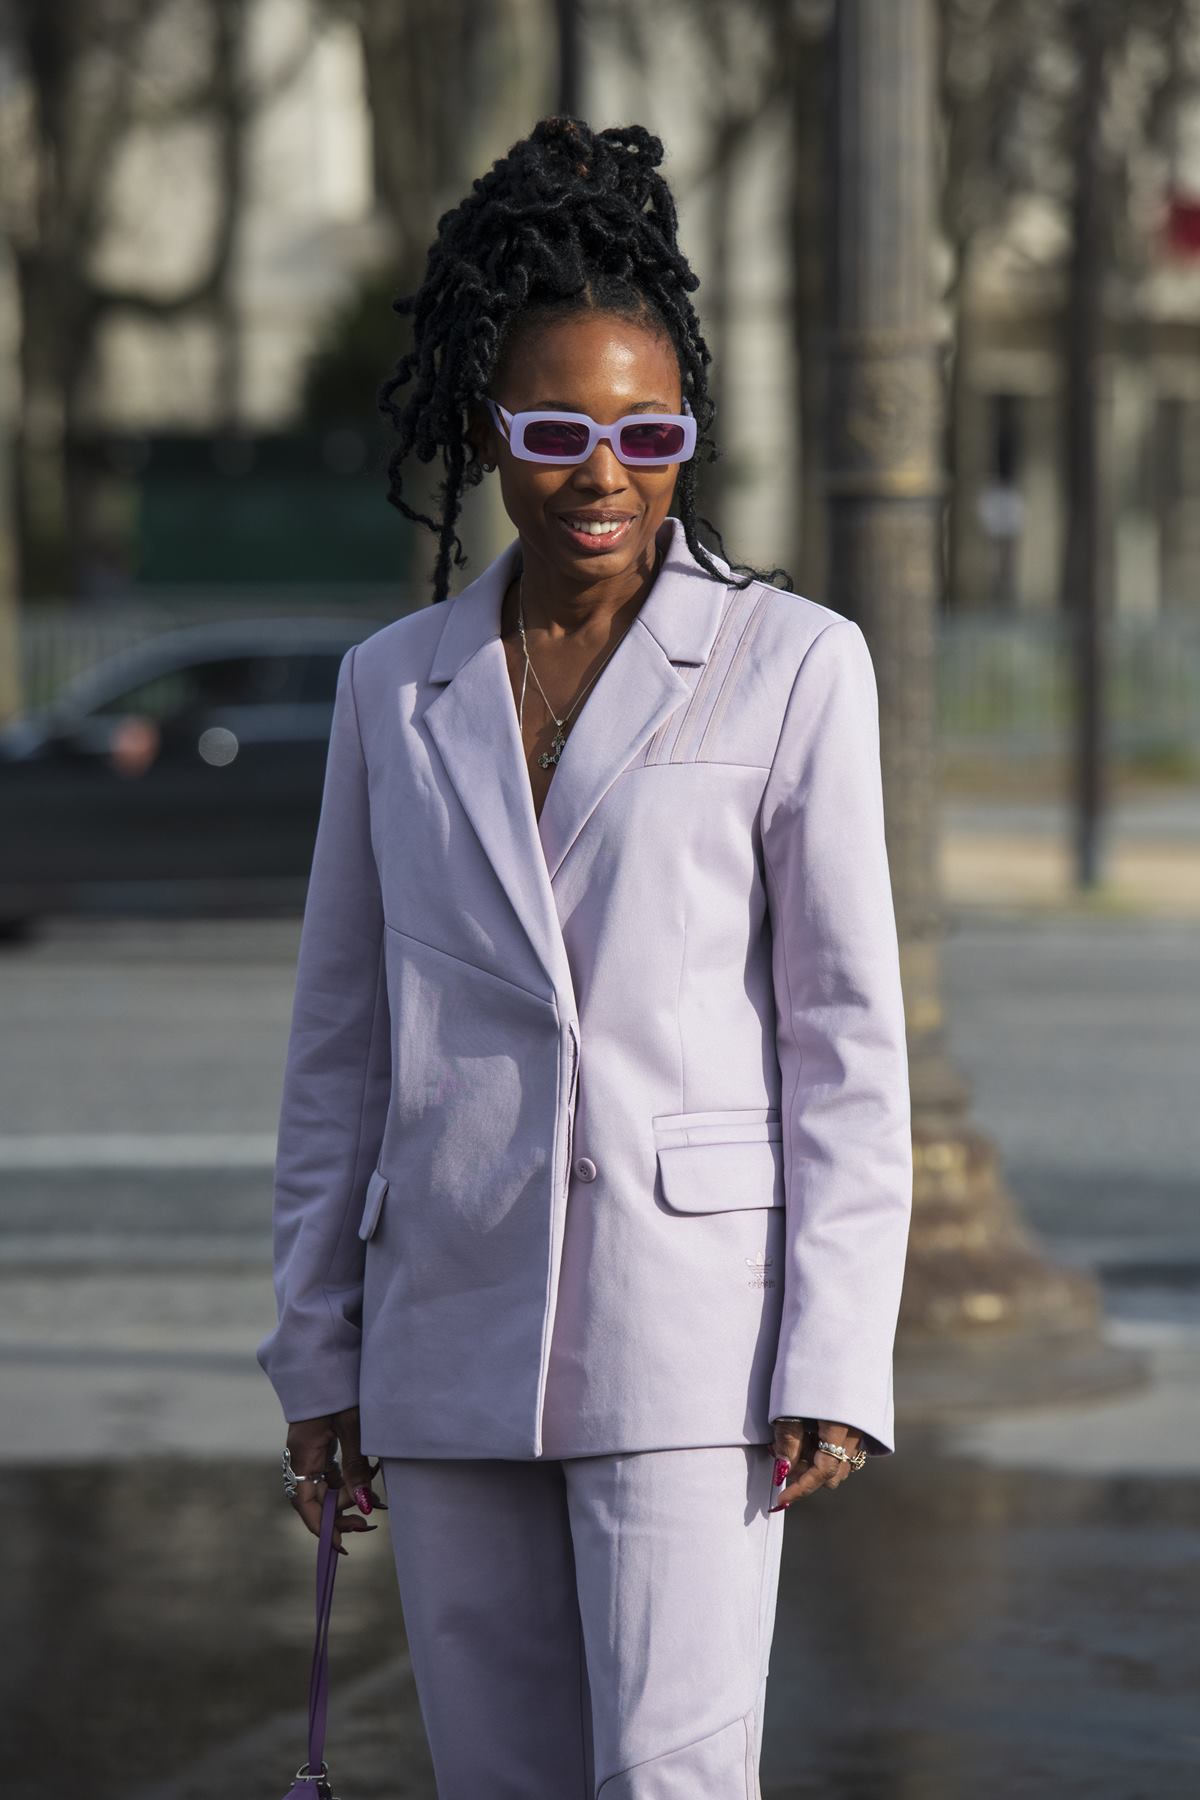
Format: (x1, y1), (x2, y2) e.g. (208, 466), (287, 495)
(377, 115), (794, 605)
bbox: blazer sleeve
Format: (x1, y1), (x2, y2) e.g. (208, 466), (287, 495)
(255, 641), (391, 1424)
(759, 616), (913, 1456)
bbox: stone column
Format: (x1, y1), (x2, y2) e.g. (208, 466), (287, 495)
(825, 0), (1144, 1406)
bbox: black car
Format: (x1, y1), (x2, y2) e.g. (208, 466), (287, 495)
(0, 616), (390, 930)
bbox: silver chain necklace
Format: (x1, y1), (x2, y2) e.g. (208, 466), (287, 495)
(514, 555), (660, 769)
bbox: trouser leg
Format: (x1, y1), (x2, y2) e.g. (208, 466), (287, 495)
(379, 1455), (591, 1799)
(563, 1443), (785, 1799)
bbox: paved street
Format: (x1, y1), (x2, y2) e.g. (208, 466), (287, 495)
(1, 878), (1198, 1797)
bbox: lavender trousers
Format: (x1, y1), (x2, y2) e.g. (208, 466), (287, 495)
(378, 1444), (786, 1798)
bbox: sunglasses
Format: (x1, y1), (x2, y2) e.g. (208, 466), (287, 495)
(484, 396), (697, 467)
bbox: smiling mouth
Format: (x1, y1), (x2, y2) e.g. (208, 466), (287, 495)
(556, 514), (637, 551)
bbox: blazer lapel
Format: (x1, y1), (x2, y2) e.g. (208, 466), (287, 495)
(425, 537), (574, 1001)
(423, 516), (730, 997)
(535, 520), (729, 879)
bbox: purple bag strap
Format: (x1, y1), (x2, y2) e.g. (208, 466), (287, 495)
(282, 1482), (340, 1799)
(309, 1484), (340, 1770)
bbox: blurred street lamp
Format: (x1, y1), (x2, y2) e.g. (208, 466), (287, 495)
(825, 0), (1146, 1415)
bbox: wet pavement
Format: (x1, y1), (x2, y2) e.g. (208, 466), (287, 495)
(4, 1399), (1198, 1799)
(1, 907), (1198, 1798)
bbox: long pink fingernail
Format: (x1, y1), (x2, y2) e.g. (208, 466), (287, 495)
(769, 1501), (791, 1513)
(773, 1458), (791, 1488)
(354, 1486), (373, 1514)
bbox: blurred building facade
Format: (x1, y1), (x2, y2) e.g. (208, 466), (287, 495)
(953, 201), (1200, 619)
(89, 0), (385, 432)
(4, 0), (1200, 621)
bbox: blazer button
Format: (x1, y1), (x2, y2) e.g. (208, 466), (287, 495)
(574, 1156), (597, 1182)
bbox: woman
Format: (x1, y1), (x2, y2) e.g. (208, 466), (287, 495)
(257, 117), (912, 1798)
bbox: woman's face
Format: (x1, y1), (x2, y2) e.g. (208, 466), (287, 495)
(470, 311), (684, 596)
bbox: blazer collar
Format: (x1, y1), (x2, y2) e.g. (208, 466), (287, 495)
(423, 515), (731, 1004)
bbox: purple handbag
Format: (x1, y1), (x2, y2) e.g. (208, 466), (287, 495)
(280, 1483), (343, 1800)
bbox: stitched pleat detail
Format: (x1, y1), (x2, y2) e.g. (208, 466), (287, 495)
(693, 589), (770, 764)
(665, 585), (761, 765)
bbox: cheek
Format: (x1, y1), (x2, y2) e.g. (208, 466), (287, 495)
(502, 469), (558, 517)
(638, 473), (678, 514)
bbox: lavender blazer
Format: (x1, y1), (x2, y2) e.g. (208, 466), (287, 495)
(256, 514), (913, 1461)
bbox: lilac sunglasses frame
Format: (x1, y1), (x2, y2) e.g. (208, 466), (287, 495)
(484, 396), (697, 467)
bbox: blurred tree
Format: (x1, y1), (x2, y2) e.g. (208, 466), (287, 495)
(299, 261), (402, 432)
(939, 0), (1200, 605)
(937, 0), (1200, 887)
(319, 0), (508, 263)
(0, 0), (312, 601)
(779, 2), (835, 600)
(605, 0), (804, 543)
(315, 0), (542, 568)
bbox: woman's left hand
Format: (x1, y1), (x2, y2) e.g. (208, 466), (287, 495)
(769, 1418), (863, 1509)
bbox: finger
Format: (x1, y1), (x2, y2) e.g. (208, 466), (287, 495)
(284, 1415), (342, 1534)
(815, 1423), (863, 1489)
(774, 1459), (833, 1504)
(771, 1421), (806, 1459)
(287, 1483), (374, 1548)
(332, 1409), (386, 1515)
(770, 1420), (808, 1490)
(768, 1420), (816, 1508)
(771, 1427), (842, 1506)
(354, 1458), (389, 1511)
(290, 1476), (334, 1539)
(773, 1432), (864, 1505)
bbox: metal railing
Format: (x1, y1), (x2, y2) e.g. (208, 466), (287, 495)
(15, 588), (421, 710)
(12, 597), (1200, 764)
(937, 612), (1200, 764)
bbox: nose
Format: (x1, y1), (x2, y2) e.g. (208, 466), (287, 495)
(574, 437), (629, 492)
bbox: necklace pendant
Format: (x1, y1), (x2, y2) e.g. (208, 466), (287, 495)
(538, 729), (566, 769)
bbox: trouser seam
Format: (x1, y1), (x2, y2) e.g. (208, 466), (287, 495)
(578, 1583), (590, 1799)
(595, 1712), (753, 1795)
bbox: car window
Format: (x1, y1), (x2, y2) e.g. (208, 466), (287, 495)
(89, 667), (194, 721)
(90, 655), (292, 719)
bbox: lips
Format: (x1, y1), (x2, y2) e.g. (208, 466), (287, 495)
(556, 513), (637, 553)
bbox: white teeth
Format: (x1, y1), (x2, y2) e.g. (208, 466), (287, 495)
(564, 518), (628, 536)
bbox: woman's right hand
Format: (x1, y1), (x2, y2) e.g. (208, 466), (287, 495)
(285, 1403), (387, 1556)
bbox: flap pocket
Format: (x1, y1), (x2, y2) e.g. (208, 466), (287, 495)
(652, 1107), (782, 1151)
(656, 1137), (784, 1214)
(357, 1166), (390, 1241)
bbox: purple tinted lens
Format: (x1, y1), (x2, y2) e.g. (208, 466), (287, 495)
(523, 419), (591, 457)
(619, 420), (686, 460)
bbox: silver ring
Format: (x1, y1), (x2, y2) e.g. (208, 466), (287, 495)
(816, 1438), (868, 1472)
(282, 1446), (338, 1498)
(773, 1421), (868, 1473)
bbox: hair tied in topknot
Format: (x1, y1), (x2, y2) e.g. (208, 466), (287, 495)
(533, 117), (666, 190)
(539, 115), (593, 179)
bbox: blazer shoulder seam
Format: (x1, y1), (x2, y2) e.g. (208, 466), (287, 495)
(765, 615), (860, 777)
(344, 640), (368, 766)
